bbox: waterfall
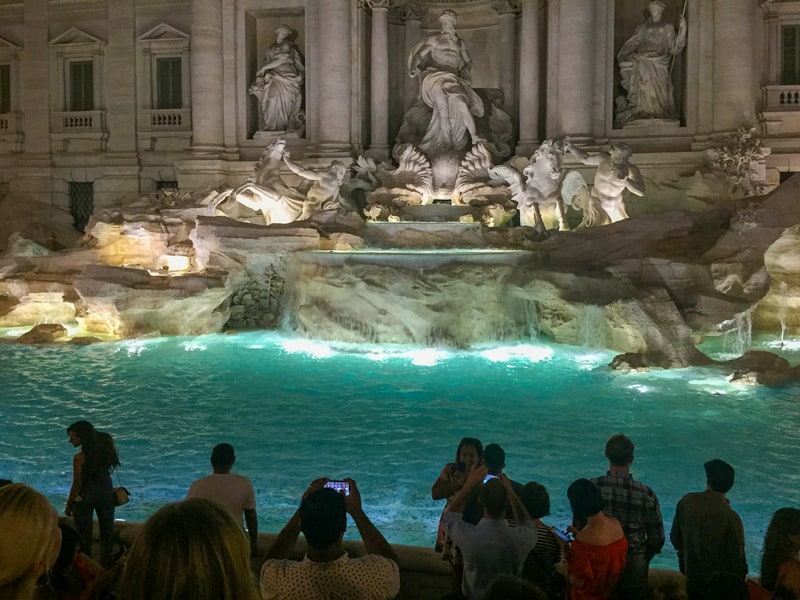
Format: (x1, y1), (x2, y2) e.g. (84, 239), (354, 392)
(579, 305), (605, 348)
(778, 281), (789, 347)
(523, 299), (540, 339)
(721, 310), (752, 356)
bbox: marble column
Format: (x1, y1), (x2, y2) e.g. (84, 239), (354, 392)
(713, 0), (755, 132)
(190, 0), (224, 154)
(549, 0), (595, 139)
(16, 0), (52, 198)
(308, 0), (352, 157)
(494, 1), (519, 127)
(106, 0), (136, 154)
(400, 4), (424, 112)
(517, 0), (540, 154)
(366, 0), (390, 160)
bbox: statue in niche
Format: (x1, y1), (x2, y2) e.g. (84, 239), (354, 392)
(249, 25), (305, 136)
(397, 9), (484, 157)
(615, 0), (687, 127)
(563, 140), (645, 222)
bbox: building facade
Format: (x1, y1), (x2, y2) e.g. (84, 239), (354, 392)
(0, 0), (794, 227)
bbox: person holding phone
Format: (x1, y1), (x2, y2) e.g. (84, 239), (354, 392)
(260, 477), (399, 600)
(432, 437), (484, 595)
(520, 482), (568, 600)
(441, 467), (538, 600)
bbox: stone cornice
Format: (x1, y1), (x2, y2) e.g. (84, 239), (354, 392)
(492, 0), (521, 16)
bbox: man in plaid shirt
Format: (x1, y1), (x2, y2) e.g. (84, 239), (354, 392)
(591, 433), (665, 600)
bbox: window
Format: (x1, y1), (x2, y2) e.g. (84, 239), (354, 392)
(156, 57), (182, 109)
(0, 64), (9, 114)
(69, 182), (94, 232)
(782, 26), (800, 84)
(69, 60), (94, 111)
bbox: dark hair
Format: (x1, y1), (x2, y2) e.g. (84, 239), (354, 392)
(68, 421), (120, 482)
(567, 478), (604, 522)
(211, 444), (235, 469)
(455, 437), (484, 465)
(481, 479), (508, 519)
(761, 508), (800, 591)
(704, 459), (734, 493)
(521, 482), (550, 519)
(300, 488), (346, 549)
(48, 522), (87, 594)
(484, 443), (505, 473)
(0, 479), (11, 488)
(604, 433), (634, 466)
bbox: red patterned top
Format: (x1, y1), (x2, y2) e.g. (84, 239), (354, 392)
(568, 536), (628, 600)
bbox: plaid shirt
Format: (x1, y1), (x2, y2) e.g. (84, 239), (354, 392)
(591, 470), (665, 558)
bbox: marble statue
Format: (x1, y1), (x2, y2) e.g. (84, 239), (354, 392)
(563, 140), (645, 222)
(282, 154), (348, 213)
(615, 0), (687, 127)
(488, 139), (570, 231)
(398, 9), (484, 156)
(249, 25), (305, 135)
(207, 140), (348, 225)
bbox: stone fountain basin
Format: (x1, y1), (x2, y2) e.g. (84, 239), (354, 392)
(295, 248), (533, 268)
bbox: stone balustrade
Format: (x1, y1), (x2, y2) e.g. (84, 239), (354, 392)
(69, 518), (688, 600)
(763, 85), (800, 110)
(51, 110), (106, 133)
(142, 107), (192, 131)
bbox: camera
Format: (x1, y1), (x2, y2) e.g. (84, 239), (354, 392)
(324, 480), (350, 496)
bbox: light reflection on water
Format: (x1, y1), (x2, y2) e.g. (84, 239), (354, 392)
(1, 331), (799, 574)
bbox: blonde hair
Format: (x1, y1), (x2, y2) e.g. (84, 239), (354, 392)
(0, 483), (61, 600)
(118, 499), (258, 600)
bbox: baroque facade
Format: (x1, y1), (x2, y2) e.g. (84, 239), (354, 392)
(0, 0), (795, 226)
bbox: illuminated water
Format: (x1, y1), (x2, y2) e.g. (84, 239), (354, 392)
(2, 331), (799, 574)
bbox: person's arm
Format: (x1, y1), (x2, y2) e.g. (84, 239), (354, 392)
(431, 463), (465, 500)
(669, 501), (684, 574)
(244, 508), (259, 556)
(447, 465), (487, 514)
(644, 494), (665, 560)
(344, 478), (398, 562)
(265, 509), (301, 560)
(266, 478), (328, 559)
(500, 474), (532, 525)
(407, 38), (430, 78)
(65, 452), (84, 515)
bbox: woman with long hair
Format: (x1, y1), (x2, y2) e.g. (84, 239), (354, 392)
(118, 498), (259, 600)
(65, 420), (120, 568)
(566, 478), (627, 600)
(431, 437), (484, 596)
(0, 483), (62, 600)
(760, 508), (800, 599)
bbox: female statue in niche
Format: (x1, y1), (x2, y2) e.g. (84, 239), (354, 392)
(249, 24), (305, 135)
(615, 0), (687, 127)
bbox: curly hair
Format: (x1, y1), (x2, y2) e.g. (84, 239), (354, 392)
(760, 508), (800, 591)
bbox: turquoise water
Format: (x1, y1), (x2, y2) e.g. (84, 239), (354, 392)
(1, 331), (799, 574)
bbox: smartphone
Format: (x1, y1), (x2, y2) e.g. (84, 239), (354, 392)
(324, 480), (350, 496)
(455, 462), (467, 473)
(482, 473), (500, 484)
(552, 528), (572, 542)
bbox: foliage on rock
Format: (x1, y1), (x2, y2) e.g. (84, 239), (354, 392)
(707, 126), (769, 196)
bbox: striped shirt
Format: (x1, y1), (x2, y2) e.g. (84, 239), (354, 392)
(590, 470), (665, 557)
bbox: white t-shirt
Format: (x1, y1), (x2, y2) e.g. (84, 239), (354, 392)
(260, 553), (400, 600)
(186, 473), (256, 526)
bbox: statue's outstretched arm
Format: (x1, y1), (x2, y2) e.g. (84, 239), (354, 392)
(284, 155), (320, 181)
(625, 164), (646, 197)
(564, 140), (604, 166)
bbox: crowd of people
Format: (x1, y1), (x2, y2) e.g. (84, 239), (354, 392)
(1, 425), (799, 600)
